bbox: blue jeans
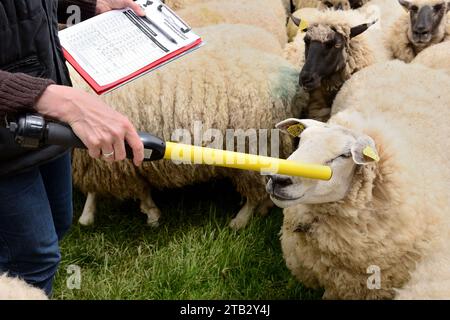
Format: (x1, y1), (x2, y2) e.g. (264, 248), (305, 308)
(0, 153), (73, 296)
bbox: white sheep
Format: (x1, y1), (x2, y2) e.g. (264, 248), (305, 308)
(162, 0), (288, 17)
(364, 0), (404, 29)
(162, 0), (205, 10)
(164, 0), (289, 16)
(193, 24), (284, 57)
(394, 239), (450, 299)
(70, 24), (306, 230)
(175, 0), (288, 45)
(284, 9), (388, 121)
(386, 0), (450, 63)
(267, 60), (450, 299)
(412, 40), (450, 75)
(0, 274), (48, 300)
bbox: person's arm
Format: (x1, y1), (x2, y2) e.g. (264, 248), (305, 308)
(0, 70), (54, 114)
(51, 0), (145, 164)
(0, 70), (144, 166)
(35, 85), (144, 166)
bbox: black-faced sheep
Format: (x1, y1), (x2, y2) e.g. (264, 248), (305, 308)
(386, 0), (450, 62)
(294, 0), (367, 10)
(285, 9), (387, 121)
(319, 0), (372, 10)
(71, 24), (307, 230)
(266, 60), (450, 299)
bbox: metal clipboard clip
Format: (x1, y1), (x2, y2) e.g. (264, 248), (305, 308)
(157, 3), (191, 33)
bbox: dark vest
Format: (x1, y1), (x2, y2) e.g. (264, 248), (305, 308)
(0, 0), (71, 177)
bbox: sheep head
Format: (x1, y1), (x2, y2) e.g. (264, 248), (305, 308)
(319, 0), (351, 10)
(266, 118), (379, 207)
(319, 0), (365, 10)
(291, 16), (376, 91)
(398, 0), (449, 47)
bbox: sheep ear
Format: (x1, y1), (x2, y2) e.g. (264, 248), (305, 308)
(290, 15), (309, 31)
(398, 0), (411, 11)
(350, 20), (378, 38)
(349, 0), (363, 9)
(276, 119), (326, 137)
(351, 136), (380, 165)
(290, 14), (301, 27)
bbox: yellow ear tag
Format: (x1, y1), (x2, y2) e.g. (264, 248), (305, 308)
(363, 146), (380, 162)
(299, 20), (309, 32)
(287, 123), (305, 137)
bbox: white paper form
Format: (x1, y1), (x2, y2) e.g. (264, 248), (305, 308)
(59, 0), (201, 87)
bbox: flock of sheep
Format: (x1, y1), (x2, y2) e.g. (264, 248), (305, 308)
(2, 0), (449, 300)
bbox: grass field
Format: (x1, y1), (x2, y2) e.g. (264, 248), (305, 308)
(53, 180), (322, 300)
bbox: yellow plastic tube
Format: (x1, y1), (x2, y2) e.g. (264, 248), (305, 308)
(163, 142), (332, 181)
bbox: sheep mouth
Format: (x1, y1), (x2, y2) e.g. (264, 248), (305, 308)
(414, 38), (431, 45)
(411, 34), (432, 46)
(301, 81), (321, 92)
(270, 192), (304, 202)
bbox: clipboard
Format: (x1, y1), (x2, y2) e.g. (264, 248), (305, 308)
(59, 0), (203, 95)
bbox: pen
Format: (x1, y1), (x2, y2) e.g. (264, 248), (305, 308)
(125, 10), (156, 36)
(142, 16), (178, 45)
(123, 11), (169, 53)
(163, 20), (188, 40)
(157, 3), (191, 33)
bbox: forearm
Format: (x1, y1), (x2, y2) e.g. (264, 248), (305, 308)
(58, 0), (97, 23)
(34, 85), (145, 166)
(0, 71), (54, 115)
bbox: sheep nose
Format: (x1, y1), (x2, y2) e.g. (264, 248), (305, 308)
(300, 72), (312, 84)
(413, 25), (430, 35)
(300, 72), (318, 89)
(269, 175), (293, 188)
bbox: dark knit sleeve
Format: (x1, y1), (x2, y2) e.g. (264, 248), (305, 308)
(0, 71), (54, 114)
(58, 0), (97, 24)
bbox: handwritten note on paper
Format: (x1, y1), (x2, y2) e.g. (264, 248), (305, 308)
(59, 4), (201, 87)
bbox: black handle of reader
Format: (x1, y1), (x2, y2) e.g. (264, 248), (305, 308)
(7, 114), (167, 162)
(46, 122), (166, 161)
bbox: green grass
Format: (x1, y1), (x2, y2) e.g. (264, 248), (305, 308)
(53, 180), (322, 300)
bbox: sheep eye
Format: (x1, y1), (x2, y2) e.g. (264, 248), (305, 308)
(325, 40), (334, 49)
(410, 5), (418, 12)
(340, 152), (352, 159)
(327, 152), (352, 164)
(433, 4), (444, 12)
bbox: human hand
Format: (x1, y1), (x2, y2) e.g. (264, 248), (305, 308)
(95, 0), (145, 16)
(35, 85), (144, 166)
